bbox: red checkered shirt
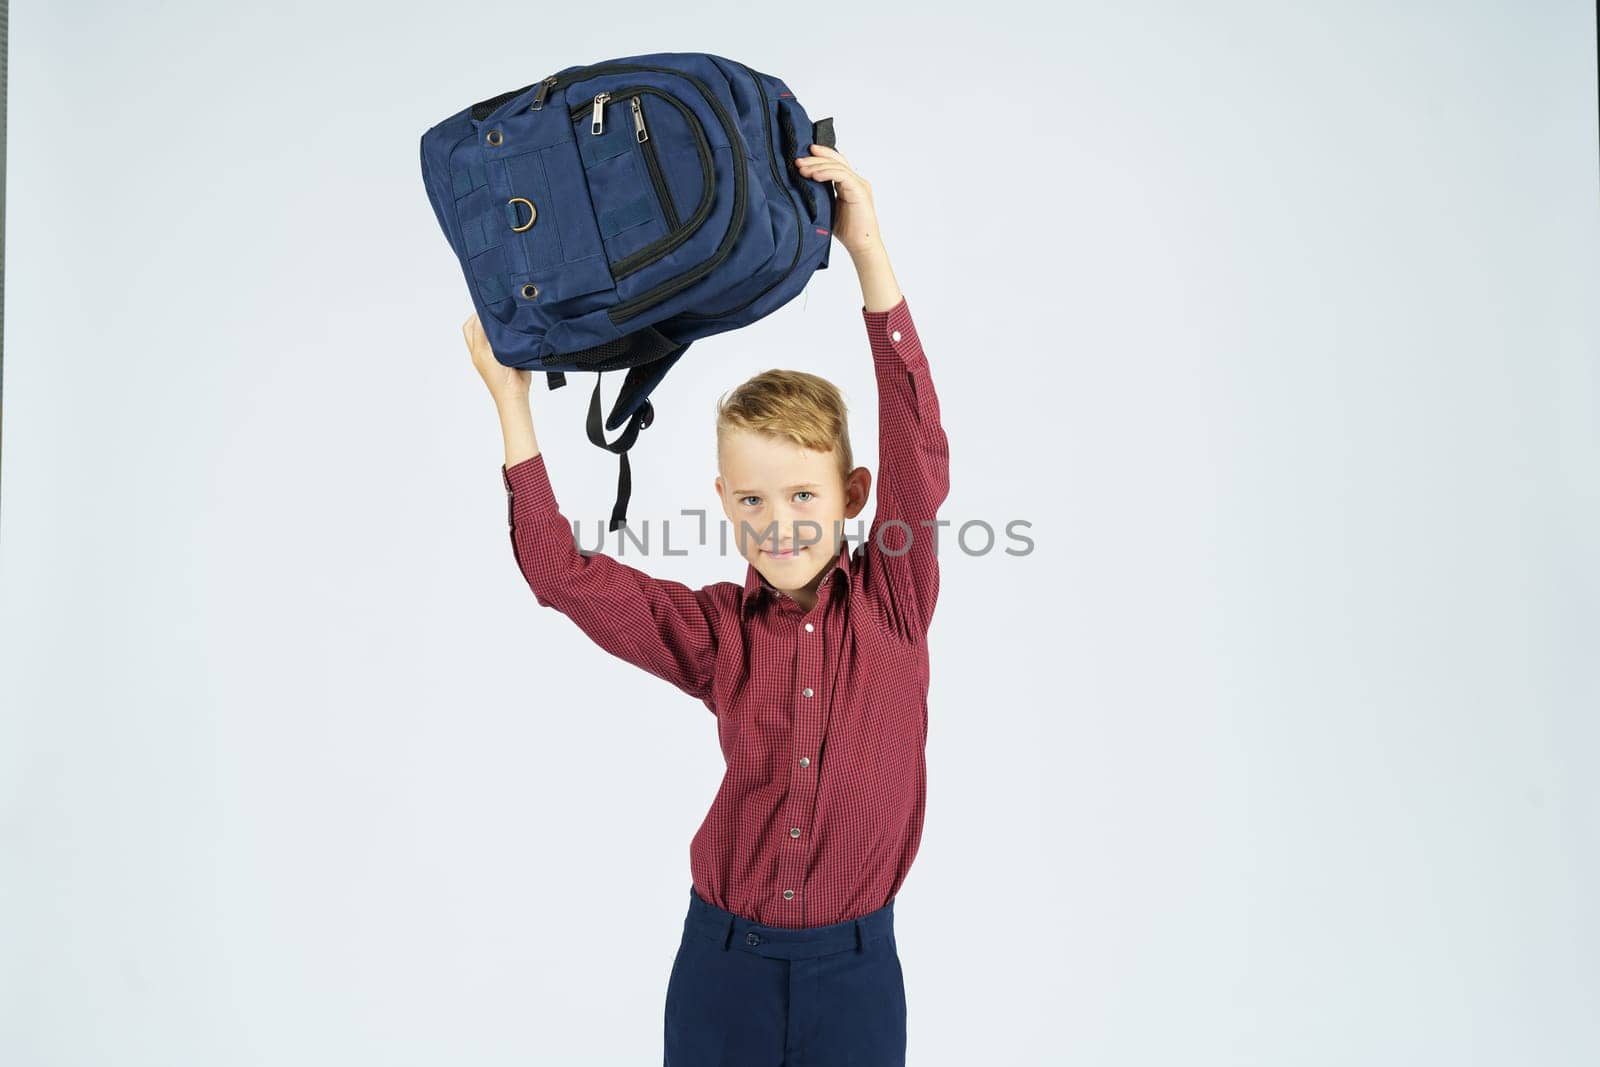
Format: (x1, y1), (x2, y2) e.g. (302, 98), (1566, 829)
(499, 294), (948, 929)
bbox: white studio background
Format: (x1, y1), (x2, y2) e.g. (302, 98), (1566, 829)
(2, 1), (1597, 1064)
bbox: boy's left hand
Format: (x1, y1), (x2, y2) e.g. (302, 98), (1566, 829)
(464, 311), (531, 403)
(794, 143), (882, 258)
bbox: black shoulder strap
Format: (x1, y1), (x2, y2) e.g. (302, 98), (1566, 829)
(561, 328), (689, 531)
(585, 373), (654, 532)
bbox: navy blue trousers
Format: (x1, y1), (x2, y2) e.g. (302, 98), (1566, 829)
(663, 884), (906, 1066)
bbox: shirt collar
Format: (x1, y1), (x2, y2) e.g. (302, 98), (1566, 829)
(740, 537), (852, 619)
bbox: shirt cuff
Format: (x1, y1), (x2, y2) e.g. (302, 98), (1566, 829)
(500, 452), (561, 520)
(862, 294), (926, 370)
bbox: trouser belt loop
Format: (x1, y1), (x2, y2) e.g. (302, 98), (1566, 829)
(721, 914), (735, 951)
(853, 917), (864, 953)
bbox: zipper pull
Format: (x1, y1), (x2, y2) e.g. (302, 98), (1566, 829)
(590, 91), (611, 135)
(631, 96), (648, 142)
(529, 75), (558, 111)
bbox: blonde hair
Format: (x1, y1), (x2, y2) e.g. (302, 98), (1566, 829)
(715, 368), (852, 481)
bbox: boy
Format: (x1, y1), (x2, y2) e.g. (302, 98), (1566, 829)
(465, 142), (948, 1066)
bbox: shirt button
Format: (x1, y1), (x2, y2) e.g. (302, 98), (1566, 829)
(783, 889), (795, 900)
(789, 827), (801, 838)
(804, 622), (814, 632)
(891, 330), (902, 342)
(799, 756), (810, 767)
(802, 687), (813, 697)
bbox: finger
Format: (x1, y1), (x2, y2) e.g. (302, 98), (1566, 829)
(794, 157), (852, 177)
(797, 153), (852, 176)
(808, 143), (851, 168)
(796, 162), (856, 183)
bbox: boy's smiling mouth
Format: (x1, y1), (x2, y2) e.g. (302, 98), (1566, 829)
(764, 545), (807, 560)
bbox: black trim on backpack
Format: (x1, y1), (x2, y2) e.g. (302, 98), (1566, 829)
(559, 325), (682, 374)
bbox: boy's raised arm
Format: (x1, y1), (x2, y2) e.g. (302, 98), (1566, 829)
(466, 312), (720, 706)
(501, 453), (720, 704)
(794, 144), (951, 641)
(860, 282), (950, 641)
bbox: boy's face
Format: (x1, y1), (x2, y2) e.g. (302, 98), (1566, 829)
(715, 428), (870, 597)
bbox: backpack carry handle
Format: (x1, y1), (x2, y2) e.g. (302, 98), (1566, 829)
(778, 103), (839, 227)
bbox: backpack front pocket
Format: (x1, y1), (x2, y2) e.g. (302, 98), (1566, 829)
(568, 86), (713, 280)
(457, 135), (618, 329)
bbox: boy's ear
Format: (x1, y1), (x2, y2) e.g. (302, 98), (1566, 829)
(843, 466), (872, 520)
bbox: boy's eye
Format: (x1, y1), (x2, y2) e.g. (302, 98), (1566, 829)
(739, 495), (761, 507)
(794, 491), (815, 503)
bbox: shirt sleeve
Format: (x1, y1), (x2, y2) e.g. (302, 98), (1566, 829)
(860, 294), (951, 641)
(500, 453), (720, 705)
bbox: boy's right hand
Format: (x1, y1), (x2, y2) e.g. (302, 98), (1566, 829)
(463, 312), (531, 404)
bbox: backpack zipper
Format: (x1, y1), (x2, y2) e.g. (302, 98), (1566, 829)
(631, 96), (682, 231)
(470, 75), (556, 122)
(589, 90), (612, 134)
(568, 86), (707, 279)
(531, 76), (559, 111)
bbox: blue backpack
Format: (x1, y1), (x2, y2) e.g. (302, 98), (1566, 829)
(420, 51), (838, 529)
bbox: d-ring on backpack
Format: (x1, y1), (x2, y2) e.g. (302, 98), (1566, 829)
(420, 50), (838, 529)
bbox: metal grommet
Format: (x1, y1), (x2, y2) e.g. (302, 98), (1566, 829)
(520, 283), (539, 300)
(486, 129), (503, 146)
(508, 197), (537, 232)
